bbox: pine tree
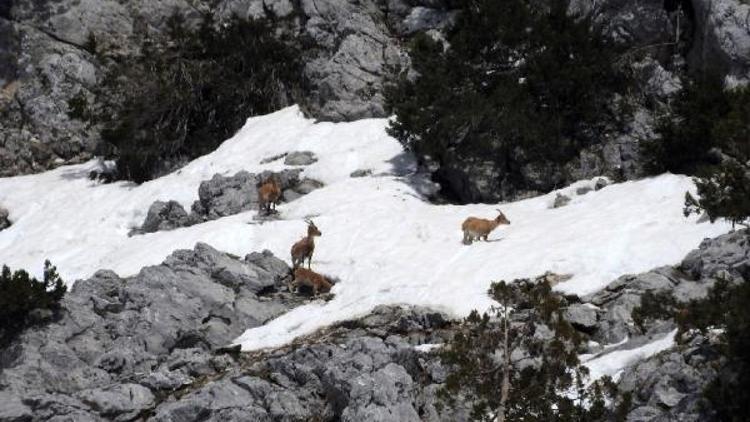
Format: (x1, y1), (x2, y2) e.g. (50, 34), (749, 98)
(385, 0), (626, 200)
(683, 85), (750, 229)
(438, 278), (614, 421)
(0, 261), (66, 345)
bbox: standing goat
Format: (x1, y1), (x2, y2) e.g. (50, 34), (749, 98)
(289, 267), (332, 296)
(461, 209), (510, 244)
(290, 219), (322, 269)
(258, 176), (281, 215)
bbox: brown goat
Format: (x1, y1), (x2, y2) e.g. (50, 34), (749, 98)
(461, 209), (510, 244)
(290, 219), (322, 269)
(258, 176), (281, 215)
(289, 267), (332, 296)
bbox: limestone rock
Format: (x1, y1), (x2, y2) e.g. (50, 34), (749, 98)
(141, 200), (190, 233)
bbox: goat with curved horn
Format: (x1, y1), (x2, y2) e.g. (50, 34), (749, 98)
(461, 209), (510, 244)
(291, 219), (322, 269)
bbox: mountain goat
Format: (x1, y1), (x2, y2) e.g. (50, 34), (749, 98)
(290, 219), (322, 269)
(462, 209), (510, 244)
(258, 176), (281, 215)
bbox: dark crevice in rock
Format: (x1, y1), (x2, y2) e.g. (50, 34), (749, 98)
(19, 22), (88, 53)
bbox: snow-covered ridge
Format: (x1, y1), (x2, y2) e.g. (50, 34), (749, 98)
(0, 106), (732, 352)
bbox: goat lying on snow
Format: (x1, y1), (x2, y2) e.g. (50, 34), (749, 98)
(289, 267), (333, 296)
(461, 209), (510, 244)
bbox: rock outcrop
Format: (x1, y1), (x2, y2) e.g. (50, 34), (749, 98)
(0, 206), (10, 231)
(0, 0), (210, 177)
(617, 330), (725, 422)
(151, 305), (460, 421)
(586, 230), (749, 420)
(0, 243), (302, 421)
(0, 0), (456, 177)
(1, 230), (747, 420)
(137, 169), (322, 234)
(690, 0), (750, 83)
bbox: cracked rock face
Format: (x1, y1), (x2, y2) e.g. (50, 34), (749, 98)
(0, 0), (209, 177)
(0, 0), (456, 177)
(149, 305), (460, 422)
(690, 0), (750, 83)
(0, 231), (747, 420)
(0, 243), (301, 420)
(137, 168), (321, 234)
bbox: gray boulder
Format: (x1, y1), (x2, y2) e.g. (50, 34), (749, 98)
(192, 169), (305, 220)
(76, 384), (155, 421)
(140, 200), (190, 233)
(0, 243), (300, 417)
(553, 193), (571, 208)
(283, 150), (318, 166)
(564, 303), (598, 332)
(616, 332), (725, 422)
(584, 267), (681, 344)
(569, 0), (674, 49)
(137, 169), (316, 233)
(194, 171), (259, 219)
(0, 206), (10, 230)
(350, 169), (373, 178)
(575, 186), (592, 196)
(680, 229), (750, 281)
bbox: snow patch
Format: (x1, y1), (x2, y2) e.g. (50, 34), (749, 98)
(582, 330), (677, 382)
(0, 106), (732, 353)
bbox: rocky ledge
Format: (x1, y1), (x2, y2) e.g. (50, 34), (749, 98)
(137, 168), (323, 234)
(0, 243), (304, 421)
(1, 230), (747, 421)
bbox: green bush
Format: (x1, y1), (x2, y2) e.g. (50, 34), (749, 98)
(644, 74), (729, 175)
(631, 290), (678, 333)
(386, 0), (626, 199)
(0, 261), (66, 345)
(439, 278), (615, 421)
(680, 85), (750, 228)
(100, 13), (302, 183)
(676, 275), (750, 420)
(685, 160), (750, 229)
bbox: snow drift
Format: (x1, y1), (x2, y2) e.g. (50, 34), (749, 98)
(0, 106), (731, 354)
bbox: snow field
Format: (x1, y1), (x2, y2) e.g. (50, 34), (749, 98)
(0, 106), (731, 360)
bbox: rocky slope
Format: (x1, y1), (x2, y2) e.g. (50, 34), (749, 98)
(136, 165), (322, 234)
(4, 0), (750, 190)
(0, 243), (303, 421)
(1, 230), (746, 421)
(0, 0), (456, 177)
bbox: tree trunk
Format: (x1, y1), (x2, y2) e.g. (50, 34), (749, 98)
(497, 306), (511, 422)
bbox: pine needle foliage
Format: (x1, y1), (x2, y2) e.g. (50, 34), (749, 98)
(681, 85), (750, 228)
(100, 13), (302, 183)
(675, 273), (750, 420)
(386, 0), (625, 196)
(0, 261), (66, 345)
(438, 278), (616, 421)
